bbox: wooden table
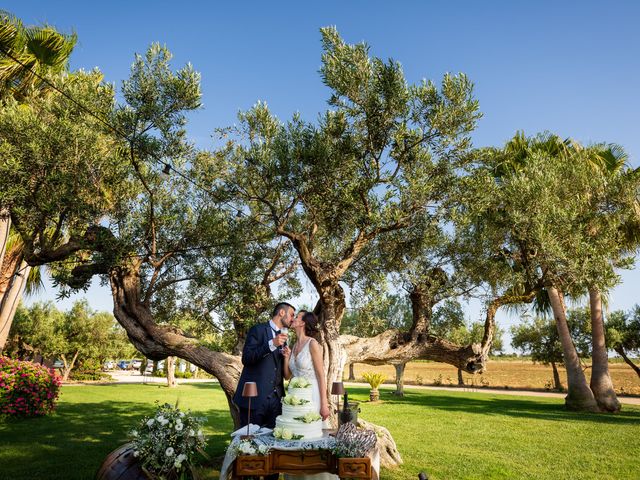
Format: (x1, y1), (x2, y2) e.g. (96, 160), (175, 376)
(233, 449), (373, 479)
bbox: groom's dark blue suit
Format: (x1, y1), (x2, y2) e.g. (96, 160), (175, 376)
(233, 322), (285, 428)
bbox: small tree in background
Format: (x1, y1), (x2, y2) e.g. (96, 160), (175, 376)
(511, 309), (591, 391)
(7, 300), (134, 381)
(607, 307), (640, 379)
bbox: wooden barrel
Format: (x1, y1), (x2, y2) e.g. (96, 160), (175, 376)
(95, 443), (150, 480)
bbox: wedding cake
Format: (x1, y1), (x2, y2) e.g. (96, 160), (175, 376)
(273, 377), (323, 440)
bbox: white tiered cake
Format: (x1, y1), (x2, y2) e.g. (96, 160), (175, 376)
(274, 377), (323, 440)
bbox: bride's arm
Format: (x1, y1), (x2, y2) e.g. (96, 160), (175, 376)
(309, 339), (330, 420)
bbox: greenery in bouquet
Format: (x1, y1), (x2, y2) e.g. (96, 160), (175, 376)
(282, 394), (310, 406)
(129, 402), (207, 479)
(293, 412), (321, 423)
(332, 423), (377, 458)
(235, 438), (271, 456)
(273, 426), (304, 440)
(288, 376), (311, 388)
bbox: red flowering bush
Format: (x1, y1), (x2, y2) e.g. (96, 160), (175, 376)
(0, 356), (62, 417)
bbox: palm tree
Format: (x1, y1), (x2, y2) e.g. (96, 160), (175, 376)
(582, 143), (639, 412)
(493, 132), (600, 411)
(0, 10), (76, 98)
(0, 230), (44, 350)
(0, 10), (76, 284)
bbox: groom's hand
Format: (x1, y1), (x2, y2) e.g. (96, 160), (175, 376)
(273, 333), (288, 347)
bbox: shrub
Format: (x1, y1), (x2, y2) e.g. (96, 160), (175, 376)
(0, 356), (62, 417)
(70, 371), (111, 381)
(361, 371), (386, 389)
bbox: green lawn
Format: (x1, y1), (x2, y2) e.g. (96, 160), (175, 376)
(0, 383), (638, 480)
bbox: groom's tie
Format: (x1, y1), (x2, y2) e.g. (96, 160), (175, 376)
(271, 327), (283, 352)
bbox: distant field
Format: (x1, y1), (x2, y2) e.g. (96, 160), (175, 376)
(350, 359), (640, 395)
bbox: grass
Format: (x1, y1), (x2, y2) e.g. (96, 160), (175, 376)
(0, 383), (638, 479)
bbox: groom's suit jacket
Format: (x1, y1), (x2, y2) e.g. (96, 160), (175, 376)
(233, 322), (285, 411)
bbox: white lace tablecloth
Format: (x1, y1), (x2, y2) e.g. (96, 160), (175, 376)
(220, 424), (338, 480)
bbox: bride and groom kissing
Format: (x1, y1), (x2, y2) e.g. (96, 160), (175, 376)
(233, 302), (331, 430)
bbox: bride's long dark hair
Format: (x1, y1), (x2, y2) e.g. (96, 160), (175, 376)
(301, 312), (321, 341)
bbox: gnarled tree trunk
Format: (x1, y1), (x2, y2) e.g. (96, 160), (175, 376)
(60, 351), (80, 382)
(550, 361), (563, 391)
(108, 264), (243, 427)
(480, 288), (539, 360)
(342, 330), (485, 373)
(393, 362), (406, 396)
(166, 356), (177, 387)
(588, 288), (620, 412)
(615, 346), (640, 379)
(348, 363), (355, 381)
(547, 286), (598, 412)
(358, 418), (403, 469)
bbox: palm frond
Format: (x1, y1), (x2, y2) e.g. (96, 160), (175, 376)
(24, 264), (43, 296)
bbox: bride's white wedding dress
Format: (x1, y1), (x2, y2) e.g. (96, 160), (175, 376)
(284, 339), (338, 480)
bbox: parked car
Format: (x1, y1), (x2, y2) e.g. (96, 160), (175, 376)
(52, 360), (64, 369)
(117, 360), (130, 370)
(131, 359), (142, 369)
(103, 361), (115, 371)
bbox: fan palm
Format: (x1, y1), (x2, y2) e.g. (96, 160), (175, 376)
(0, 10), (76, 99)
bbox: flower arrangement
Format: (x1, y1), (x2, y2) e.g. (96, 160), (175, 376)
(129, 402), (207, 479)
(332, 423), (377, 458)
(282, 394), (310, 406)
(288, 376), (311, 388)
(0, 356), (61, 417)
(293, 412), (321, 423)
(273, 426), (303, 440)
(235, 438), (271, 456)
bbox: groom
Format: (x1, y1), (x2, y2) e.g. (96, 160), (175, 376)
(233, 302), (294, 429)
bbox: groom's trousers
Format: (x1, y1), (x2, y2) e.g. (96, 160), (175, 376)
(239, 392), (282, 429)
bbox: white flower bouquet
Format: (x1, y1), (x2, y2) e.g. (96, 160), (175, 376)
(289, 376), (311, 388)
(129, 402), (208, 479)
(235, 438), (271, 456)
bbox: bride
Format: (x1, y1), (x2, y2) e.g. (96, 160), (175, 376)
(282, 311), (336, 480)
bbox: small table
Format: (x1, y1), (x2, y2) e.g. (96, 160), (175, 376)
(234, 448), (373, 479)
(222, 430), (377, 480)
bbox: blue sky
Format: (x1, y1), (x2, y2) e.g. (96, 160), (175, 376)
(8, 1), (640, 344)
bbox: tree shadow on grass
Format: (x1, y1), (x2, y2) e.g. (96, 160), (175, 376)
(0, 390), (234, 480)
(365, 387), (640, 426)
